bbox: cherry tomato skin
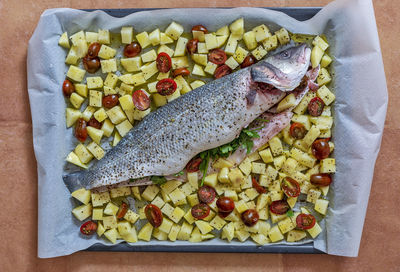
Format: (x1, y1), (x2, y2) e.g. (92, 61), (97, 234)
(186, 39), (198, 55)
(252, 177), (266, 194)
(296, 213), (316, 230)
(80, 221), (97, 235)
(102, 94), (119, 109)
(88, 42), (101, 58)
(290, 122), (307, 139)
(216, 197), (235, 213)
(192, 25), (208, 33)
(62, 79), (75, 97)
(156, 52), (172, 73)
(116, 202), (129, 219)
(241, 209), (259, 227)
(186, 157), (202, 172)
(269, 200), (290, 215)
(241, 55), (257, 68)
(87, 117), (102, 129)
(82, 56), (101, 74)
(132, 89), (150, 111)
(191, 203), (211, 219)
(75, 118), (88, 142)
(124, 42), (142, 58)
(214, 64), (231, 79)
(310, 173), (332, 186)
(308, 97), (325, 117)
(312, 139), (331, 160)
(145, 204), (163, 228)
(173, 68), (190, 77)
(282, 177), (301, 198)
(198, 185), (216, 204)
(208, 49), (227, 65)
(156, 78), (177, 96)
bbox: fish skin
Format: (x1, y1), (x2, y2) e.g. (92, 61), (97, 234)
(64, 44), (311, 191)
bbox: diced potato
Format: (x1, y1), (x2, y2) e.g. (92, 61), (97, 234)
(136, 31), (150, 49)
(141, 61), (158, 80)
(70, 30), (85, 46)
(222, 222), (235, 241)
(98, 29), (110, 44)
(320, 158), (336, 173)
(313, 36), (329, 51)
(190, 80), (205, 90)
(104, 228), (118, 244)
(302, 125), (320, 150)
(287, 230), (307, 242)
(235, 229), (251, 242)
(65, 46), (79, 65)
(72, 203), (92, 221)
(121, 57), (142, 72)
(74, 83), (88, 97)
(293, 91), (316, 115)
(174, 37), (188, 57)
(58, 32), (70, 48)
(192, 30), (205, 42)
(213, 158), (234, 169)
(315, 199), (329, 215)
(204, 173), (218, 188)
(192, 64), (206, 76)
(176, 222), (193, 241)
(106, 105), (126, 125)
(262, 35), (278, 51)
(229, 18), (244, 35)
(273, 155), (286, 171)
(66, 151), (87, 169)
(121, 26), (133, 44)
(141, 49), (157, 63)
(275, 28), (290, 45)
(225, 34), (240, 55)
(252, 162), (266, 175)
(123, 209), (140, 224)
(160, 32), (174, 45)
(216, 35), (228, 48)
(228, 168), (245, 188)
(167, 224), (181, 241)
(157, 71), (170, 80)
(165, 22), (184, 40)
(71, 188), (91, 205)
(153, 228), (168, 241)
(197, 42), (208, 54)
(278, 217), (296, 234)
(103, 216), (118, 230)
(251, 45), (267, 61)
(66, 108), (82, 127)
(149, 28), (161, 46)
(74, 144), (93, 164)
(104, 202), (119, 215)
(259, 148), (273, 164)
(192, 53), (208, 66)
(110, 187), (131, 198)
(138, 223), (153, 241)
(269, 136), (283, 156)
(100, 59), (117, 73)
(225, 56), (239, 70)
(317, 85), (335, 106)
(91, 191), (110, 207)
(204, 33), (218, 50)
(92, 208), (103, 221)
(98, 45), (116, 59)
(307, 221), (322, 238)
(253, 24), (271, 42)
(174, 75), (192, 94)
(235, 200), (249, 214)
(268, 225), (284, 242)
(187, 193), (200, 207)
(195, 220), (213, 234)
(122, 225), (138, 243)
(85, 32), (98, 43)
(142, 185), (160, 202)
(289, 147), (316, 168)
(311, 45), (324, 68)
(233, 46), (249, 64)
(87, 126), (104, 144)
(321, 54), (332, 68)
(277, 93), (296, 112)
(317, 68), (332, 86)
(281, 158), (298, 175)
(244, 188), (259, 201)
(189, 227), (202, 242)
(183, 209), (196, 225)
(238, 157), (251, 176)
(169, 188), (187, 206)
(243, 31), (257, 50)
(104, 73), (119, 88)
(161, 180), (181, 194)
(86, 141), (105, 160)
(292, 114), (311, 130)
(170, 206), (185, 223)
(171, 56), (189, 69)
(307, 188), (322, 204)
(67, 65), (86, 82)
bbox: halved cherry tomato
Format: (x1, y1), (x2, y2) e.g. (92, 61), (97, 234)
(290, 122), (307, 139)
(102, 94), (119, 109)
(186, 157), (202, 172)
(156, 78), (177, 96)
(308, 97), (325, 117)
(208, 49), (227, 65)
(80, 221), (97, 235)
(216, 197), (235, 213)
(83, 56), (101, 74)
(186, 39), (198, 55)
(124, 42), (141, 58)
(192, 25), (208, 33)
(241, 55), (257, 68)
(88, 42), (101, 58)
(310, 173), (332, 186)
(282, 177), (301, 198)
(241, 209), (259, 227)
(62, 79), (75, 97)
(116, 202), (129, 219)
(198, 185), (216, 204)
(312, 139), (331, 160)
(145, 204), (163, 228)
(75, 118), (87, 142)
(173, 68), (190, 77)
(132, 89), (150, 111)
(252, 177), (266, 194)
(191, 203), (210, 219)
(87, 117), (102, 129)
(269, 200), (290, 215)
(214, 64), (231, 79)
(296, 213), (316, 230)
(156, 52), (172, 73)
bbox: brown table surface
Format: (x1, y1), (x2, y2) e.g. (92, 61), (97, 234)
(1, 0), (399, 271)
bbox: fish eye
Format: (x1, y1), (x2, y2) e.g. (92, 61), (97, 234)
(279, 50), (291, 59)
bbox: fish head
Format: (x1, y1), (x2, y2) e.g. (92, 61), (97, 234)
(250, 43), (311, 91)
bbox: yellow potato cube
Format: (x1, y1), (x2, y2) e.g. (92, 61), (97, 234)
(195, 220), (213, 234)
(104, 228), (118, 244)
(66, 108), (82, 128)
(87, 126), (103, 144)
(158, 217), (173, 234)
(122, 209), (139, 224)
(167, 224), (180, 241)
(262, 35), (278, 51)
(307, 221), (322, 238)
(217, 167), (230, 184)
(169, 188), (187, 206)
(141, 49), (157, 63)
(93, 108), (107, 123)
(203, 173), (218, 188)
(235, 229), (251, 242)
(317, 85), (335, 106)
(177, 222), (193, 241)
(97, 29), (110, 44)
(205, 33), (218, 50)
(192, 64), (206, 76)
(192, 53), (208, 66)
(165, 22), (184, 40)
(187, 193), (200, 207)
(259, 148), (273, 164)
(74, 144), (93, 164)
(197, 42), (208, 54)
(268, 225), (284, 242)
(281, 158), (298, 175)
(109, 187), (131, 198)
(142, 185), (160, 202)
(235, 200), (249, 214)
(86, 141), (105, 160)
(228, 168), (244, 188)
(269, 136), (283, 156)
(293, 91), (316, 115)
(159, 32), (173, 45)
(104, 202), (119, 215)
(65, 46), (79, 65)
(116, 119), (132, 138)
(313, 36), (329, 51)
(88, 90), (101, 108)
(302, 125), (321, 150)
(233, 46), (249, 64)
(252, 162), (266, 175)
(138, 223), (153, 241)
(216, 35), (228, 48)
(98, 45), (116, 59)
(320, 158), (336, 173)
(287, 230), (307, 242)
(311, 45), (324, 68)
(273, 155), (286, 171)
(190, 80), (205, 90)
(275, 28), (290, 45)
(91, 191), (110, 207)
(85, 32), (98, 43)
(243, 31), (257, 50)
(148, 28), (161, 46)
(213, 158), (234, 169)
(315, 199), (329, 215)
(121, 26), (133, 44)
(174, 36), (188, 57)
(171, 56), (189, 69)
(58, 32), (70, 48)
(317, 68), (332, 86)
(66, 151), (87, 169)
(278, 217), (296, 234)
(103, 73), (119, 88)
(225, 56), (239, 70)
(106, 105), (126, 124)
(251, 45), (267, 61)
(72, 203), (92, 221)
(100, 59), (117, 73)
(229, 18), (244, 35)
(71, 187), (91, 205)
(277, 93), (297, 112)
(153, 228), (168, 241)
(117, 220), (132, 237)
(321, 54), (332, 68)
(121, 57), (142, 72)
(253, 24), (271, 42)
(67, 65), (86, 82)
(244, 188), (259, 201)
(289, 147), (316, 168)
(92, 208), (103, 221)
(74, 83), (88, 98)
(135, 31), (150, 49)
(170, 206), (185, 223)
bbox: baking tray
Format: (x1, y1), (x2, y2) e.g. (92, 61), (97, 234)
(84, 7), (323, 254)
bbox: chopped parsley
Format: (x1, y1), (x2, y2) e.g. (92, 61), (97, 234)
(286, 209), (294, 217)
(174, 171), (184, 177)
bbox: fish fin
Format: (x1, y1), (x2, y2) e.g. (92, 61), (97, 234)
(63, 172), (86, 192)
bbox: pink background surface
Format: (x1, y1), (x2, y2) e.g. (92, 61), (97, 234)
(0, 0), (399, 271)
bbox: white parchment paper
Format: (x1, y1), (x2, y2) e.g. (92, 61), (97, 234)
(28, 0), (387, 258)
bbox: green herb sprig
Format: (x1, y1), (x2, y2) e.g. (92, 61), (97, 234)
(150, 176), (167, 185)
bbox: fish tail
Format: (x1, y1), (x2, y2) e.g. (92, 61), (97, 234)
(63, 171), (86, 192)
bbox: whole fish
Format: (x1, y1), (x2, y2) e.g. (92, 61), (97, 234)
(64, 44), (311, 191)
